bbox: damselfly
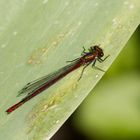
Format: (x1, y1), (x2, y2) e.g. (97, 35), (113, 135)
(6, 45), (109, 114)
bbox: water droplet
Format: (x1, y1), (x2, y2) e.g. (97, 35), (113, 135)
(129, 4), (134, 9)
(112, 18), (118, 26)
(74, 94), (78, 98)
(56, 120), (59, 124)
(1, 44), (6, 48)
(42, 0), (48, 4)
(65, 1), (69, 6)
(13, 31), (18, 36)
(94, 2), (99, 6)
(124, 1), (129, 5)
(78, 21), (82, 26)
(95, 74), (99, 78)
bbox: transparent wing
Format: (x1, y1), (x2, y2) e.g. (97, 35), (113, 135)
(17, 60), (80, 97)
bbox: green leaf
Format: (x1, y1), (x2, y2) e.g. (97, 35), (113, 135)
(74, 73), (140, 139)
(0, 0), (140, 140)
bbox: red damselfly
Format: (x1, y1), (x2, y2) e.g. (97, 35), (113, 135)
(6, 45), (109, 114)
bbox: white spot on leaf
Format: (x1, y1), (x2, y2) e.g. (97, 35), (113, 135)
(42, 0), (48, 4)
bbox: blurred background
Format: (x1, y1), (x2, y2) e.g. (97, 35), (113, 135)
(51, 25), (140, 140)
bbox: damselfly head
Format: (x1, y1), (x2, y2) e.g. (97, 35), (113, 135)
(90, 45), (104, 58)
(93, 45), (104, 58)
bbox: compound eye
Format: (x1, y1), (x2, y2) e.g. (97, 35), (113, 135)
(93, 46), (98, 50)
(100, 52), (104, 57)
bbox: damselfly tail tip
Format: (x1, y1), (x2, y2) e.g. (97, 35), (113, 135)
(6, 109), (12, 114)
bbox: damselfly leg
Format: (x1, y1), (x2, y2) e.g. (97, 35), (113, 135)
(98, 55), (110, 63)
(78, 62), (92, 81)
